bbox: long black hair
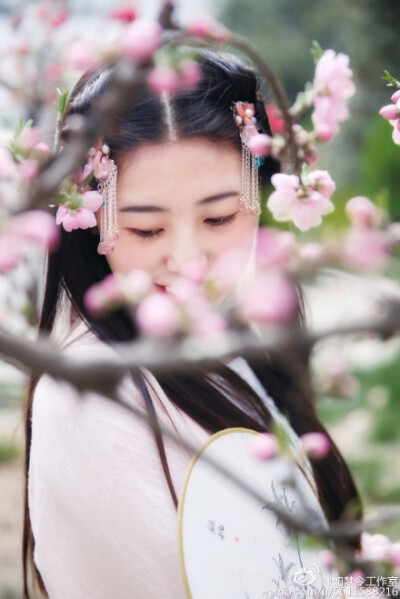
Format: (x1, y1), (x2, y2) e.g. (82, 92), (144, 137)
(23, 49), (362, 598)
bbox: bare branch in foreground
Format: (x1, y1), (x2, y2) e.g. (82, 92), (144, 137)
(1, 298), (400, 554)
(3, 296), (399, 384)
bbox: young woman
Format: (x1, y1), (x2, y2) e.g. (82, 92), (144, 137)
(23, 49), (362, 599)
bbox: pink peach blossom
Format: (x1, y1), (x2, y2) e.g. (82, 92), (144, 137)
(392, 125), (400, 145)
(251, 433), (279, 460)
(17, 160), (39, 180)
(109, 6), (137, 23)
(313, 49), (355, 100)
(345, 196), (380, 229)
(265, 104), (284, 135)
(147, 66), (181, 95)
(43, 62), (62, 83)
(121, 20), (161, 63)
(267, 171), (335, 232)
(211, 248), (251, 293)
(392, 90), (400, 103)
(33, 142), (50, 156)
(19, 127), (41, 151)
(294, 195), (333, 231)
(84, 274), (122, 314)
(100, 273), (121, 302)
(311, 98), (337, 142)
(179, 60), (201, 90)
(267, 173), (298, 221)
(136, 292), (180, 338)
(380, 104), (398, 121)
(85, 286), (107, 314)
(379, 89), (400, 146)
(247, 133), (272, 157)
(5, 210), (59, 250)
(56, 206), (96, 231)
(307, 170), (336, 198)
(312, 50), (355, 140)
(81, 190), (103, 211)
(84, 285), (107, 314)
(343, 228), (389, 270)
(186, 16), (230, 42)
(56, 190), (103, 232)
(192, 311), (227, 338)
(300, 432), (330, 459)
(65, 40), (100, 72)
(255, 227), (297, 269)
(79, 161), (94, 182)
(81, 150), (110, 180)
(49, 10), (69, 28)
(238, 271), (297, 324)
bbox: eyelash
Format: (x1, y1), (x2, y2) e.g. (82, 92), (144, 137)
(129, 213), (238, 241)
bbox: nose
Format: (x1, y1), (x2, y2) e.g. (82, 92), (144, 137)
(165, 230), (208, 275)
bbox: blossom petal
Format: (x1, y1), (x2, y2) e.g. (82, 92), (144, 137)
(76, 208), (97, 229)
(82, 190), (103, 211)
(271, 173), (299, 191)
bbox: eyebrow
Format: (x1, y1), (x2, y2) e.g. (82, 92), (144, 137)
(119, 191), (240, 213)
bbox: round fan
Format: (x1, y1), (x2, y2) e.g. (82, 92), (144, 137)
(177, 427), (337, 599)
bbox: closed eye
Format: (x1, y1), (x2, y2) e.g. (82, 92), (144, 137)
(205, 212), (238, 227)
(127, 212), (238, 240)
(128, 228), (164, 240)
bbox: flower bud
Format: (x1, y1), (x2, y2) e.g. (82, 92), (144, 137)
(247, 133), (272, 157)
(148, 66), (181, 95)
(345, 196), (379, 228)
(136, 292), (180, 338)
(251, 433), (279, 460)
(121, 20), (161, 62)
(379, 104), (398, 121)
(300, 432), (330, 459)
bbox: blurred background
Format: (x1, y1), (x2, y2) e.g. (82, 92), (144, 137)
(0, 1), (399, 597)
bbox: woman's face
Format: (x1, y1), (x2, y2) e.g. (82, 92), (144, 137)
(105, 137), (258, 291)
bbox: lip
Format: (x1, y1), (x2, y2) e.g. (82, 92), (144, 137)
(154, 283), (168, 293)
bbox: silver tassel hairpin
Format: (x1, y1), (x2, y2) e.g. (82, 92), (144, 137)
(94, 144), (119, 255)
(232, 101), (262, 216)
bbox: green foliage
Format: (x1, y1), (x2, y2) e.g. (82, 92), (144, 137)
(154, 45), (201, 70)
(270, 419), (291, 453)
(296, 533), (326, 552)
(0, 382), (24, 408)
(0, 587), (24, 599)
(356, 350), (400, 443)
(0, 441), (20, 464)
(310, 40), (323, 64)
(316, 393), (363, 426)
(358, 115), (400, 221)
(347, 456), (400, 506)
(7, 119), (33, 162)
(318, 347), (400, 442)
(56, 88), (69, 116)
(316, 347), (400, 517)
(382, 70), (400, 88)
